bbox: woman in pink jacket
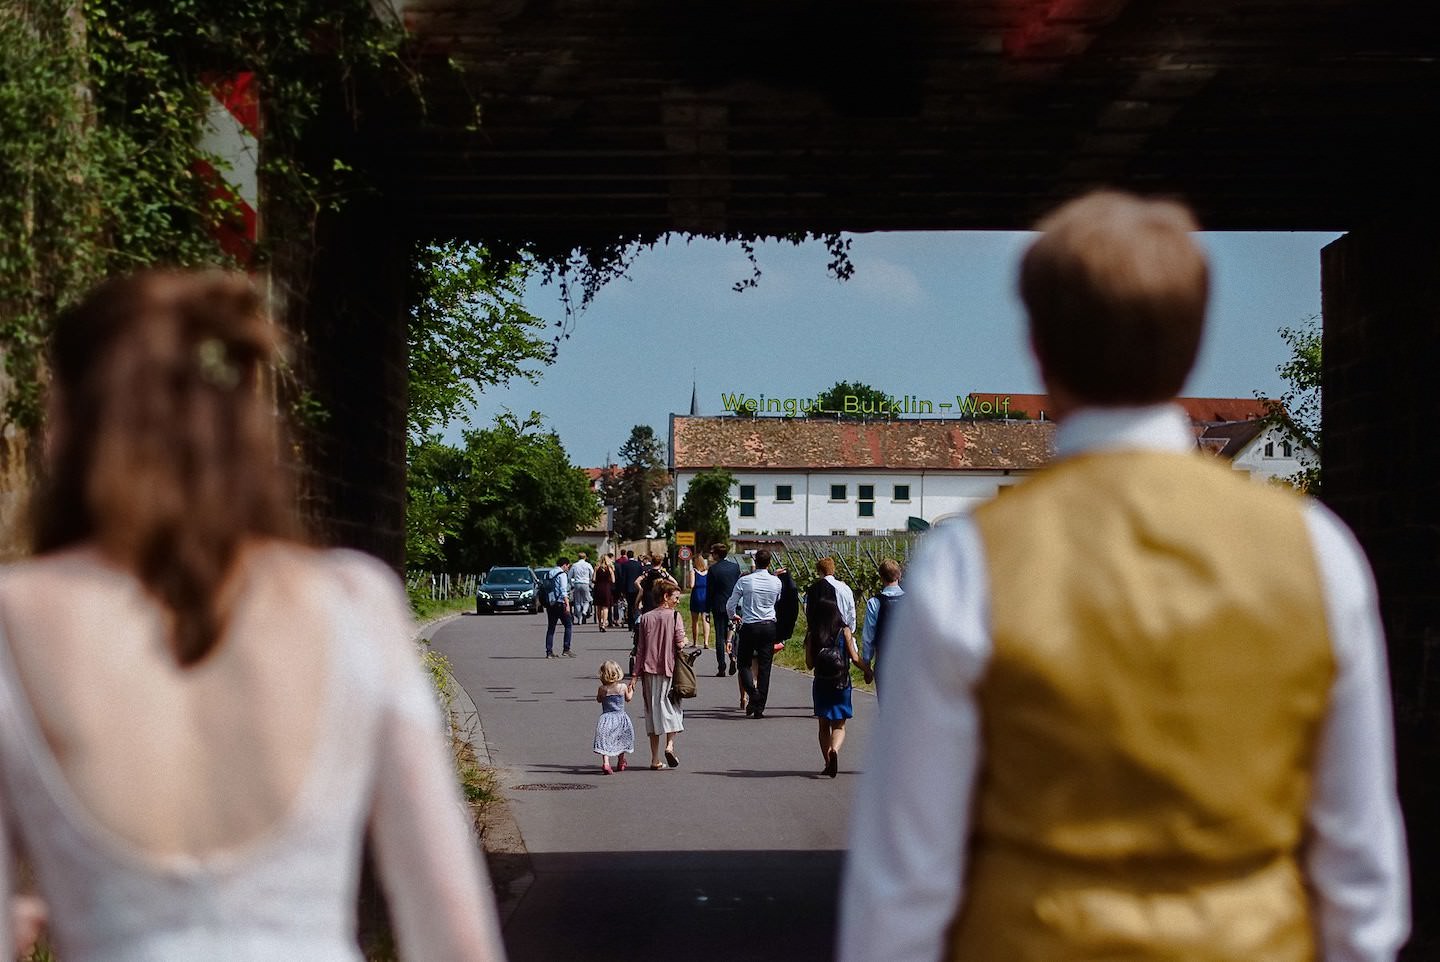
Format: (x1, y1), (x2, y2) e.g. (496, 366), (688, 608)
(633, 579), (687, 769)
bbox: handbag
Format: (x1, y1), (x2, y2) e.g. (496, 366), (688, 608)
(670, 612), (700, 701)
(814, 633), (850, 689)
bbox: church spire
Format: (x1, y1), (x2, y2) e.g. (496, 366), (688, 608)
(689, 374), (699, 416)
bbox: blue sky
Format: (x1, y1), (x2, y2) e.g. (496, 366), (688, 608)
(446, 230), (1340, 467)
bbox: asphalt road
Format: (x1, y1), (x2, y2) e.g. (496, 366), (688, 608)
(430, 608), (875, 962)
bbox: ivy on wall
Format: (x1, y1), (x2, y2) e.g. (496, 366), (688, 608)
(0, 0), (412, 429)
(2, 0), (858, 434)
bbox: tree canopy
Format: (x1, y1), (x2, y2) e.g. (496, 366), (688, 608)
(815, 380), (893, 419)
(1261, 315), (1321, 494)
(673, 469), (735, 551)
(407, 241), (552, 445)
(406, 412), (598, 572)
(603, 425), (669, 539)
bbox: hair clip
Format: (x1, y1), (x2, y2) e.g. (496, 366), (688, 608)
(195, 338), (241, 389)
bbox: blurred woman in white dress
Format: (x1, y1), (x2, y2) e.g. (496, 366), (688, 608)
(0, 271), (506, 961)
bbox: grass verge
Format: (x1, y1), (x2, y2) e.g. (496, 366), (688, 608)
(361, 608), (500, 961)
(410, 593), (477, 623)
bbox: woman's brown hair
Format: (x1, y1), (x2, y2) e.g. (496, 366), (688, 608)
(804, 578), (843, 668)
(35, 270), (300, 665)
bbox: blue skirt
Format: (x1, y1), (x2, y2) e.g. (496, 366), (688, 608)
(812, 677), (854, 720)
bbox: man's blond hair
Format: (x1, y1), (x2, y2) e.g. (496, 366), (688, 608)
(1020, 190), (1208, 405)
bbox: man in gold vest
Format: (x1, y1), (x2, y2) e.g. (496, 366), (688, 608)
(839, 191), (1409, 961)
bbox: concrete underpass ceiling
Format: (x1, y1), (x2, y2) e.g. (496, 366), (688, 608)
(381, 0), (1440, 239)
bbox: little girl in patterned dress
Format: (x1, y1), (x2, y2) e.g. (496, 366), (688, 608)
(593, 660), (636, 774)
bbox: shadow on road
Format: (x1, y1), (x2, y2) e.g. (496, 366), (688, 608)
(497, 850), (842, 962)
(692, 769), (835, 779)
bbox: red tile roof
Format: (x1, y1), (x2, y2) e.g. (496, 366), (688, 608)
(1198, 419), (1269, 458)
(966, 393), (1274, 423)
(671, 416), (1055, 471)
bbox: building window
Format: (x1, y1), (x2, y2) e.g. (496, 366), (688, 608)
(830, 529), (848, 537)
(739, 529), (757, 536)
(858, 484), (875, 517)
(830, 484), (847, 502)
(775, 484), (793, 502)
(858, 528), (875, 536)
(893, 484), (911, 502)
(1281, 440), (1293, 458)
(1264, 441), (1275, 457)
(739, 484), (756, 517)
(775, 529), (792, 536)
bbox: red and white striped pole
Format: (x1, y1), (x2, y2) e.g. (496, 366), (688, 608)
(195, 72), (260, 265)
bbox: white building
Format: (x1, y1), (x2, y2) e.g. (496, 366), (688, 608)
(668, 396), (1316, 537)
(1197, 420), (1318, 484)
(669, 415), (1053, 536)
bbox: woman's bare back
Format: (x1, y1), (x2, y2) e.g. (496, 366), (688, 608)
(0, 542), (333, 858)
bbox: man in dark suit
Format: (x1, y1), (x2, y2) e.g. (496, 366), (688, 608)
(616, 549), (641, 627)
(705, 542), (742, 677)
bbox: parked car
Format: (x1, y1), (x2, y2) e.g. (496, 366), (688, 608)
(476, 567), (540, 614)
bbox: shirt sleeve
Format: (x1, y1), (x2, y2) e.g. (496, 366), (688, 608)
(726, 577), (743, 620)
(1301, 504), (1410, 962)
(839, 518), (991, 962)
(832, 578), (858, 629)
(353, 559), (508, 962)
(862, 596), (880, 663)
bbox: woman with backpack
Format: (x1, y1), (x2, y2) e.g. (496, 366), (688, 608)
(805, 581), (871, 778)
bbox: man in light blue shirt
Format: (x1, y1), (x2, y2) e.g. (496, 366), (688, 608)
(543, 559), (574, 658)
(862, 558), (905, 687)
(726, 549), (783, 718)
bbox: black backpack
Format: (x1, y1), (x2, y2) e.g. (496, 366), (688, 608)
(871, 592), (900, 660)
(814, 634), (849, 689)
(540, 570), (565, 606)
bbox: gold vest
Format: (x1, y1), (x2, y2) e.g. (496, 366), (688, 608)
(953, 451), (1333, 962)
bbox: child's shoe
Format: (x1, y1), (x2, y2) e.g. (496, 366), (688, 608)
(602, 762), (614, 775)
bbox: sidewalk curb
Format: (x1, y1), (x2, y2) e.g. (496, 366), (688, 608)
(417, 613), (536, 929)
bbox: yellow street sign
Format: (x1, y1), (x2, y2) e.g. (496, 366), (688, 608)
(676, 531), (696, 546)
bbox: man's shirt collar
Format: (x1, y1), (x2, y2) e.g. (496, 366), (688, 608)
(1054, 402), (1195, 460)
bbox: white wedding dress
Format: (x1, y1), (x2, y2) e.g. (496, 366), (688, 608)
(0, 547), (505, 961)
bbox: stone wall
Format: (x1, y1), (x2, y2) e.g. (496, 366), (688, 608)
(1321, 226), (1440, 958)
(275, 189), (410, 569)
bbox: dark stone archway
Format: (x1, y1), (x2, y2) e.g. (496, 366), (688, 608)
(1322, 225), (1440, 957)
(286, 2), (1440, 951)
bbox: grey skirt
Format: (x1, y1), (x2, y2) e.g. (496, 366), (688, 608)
(640, 672), (685, 735)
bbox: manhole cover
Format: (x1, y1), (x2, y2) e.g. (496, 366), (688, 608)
(512, 783), (596, 792)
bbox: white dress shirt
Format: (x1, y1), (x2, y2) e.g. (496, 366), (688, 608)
(569, 558), (594, 588)
(826, 574), (857, 630)
(726, 569), (782, 623)
(838, 403), (1409, 962)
